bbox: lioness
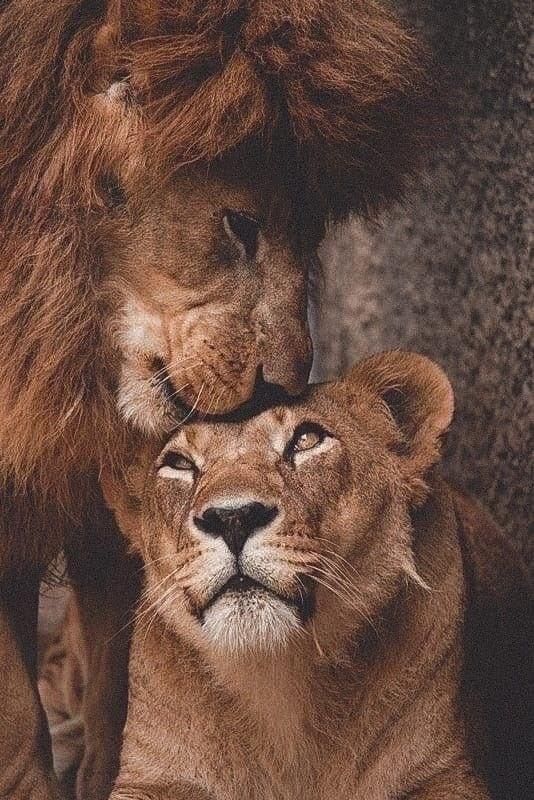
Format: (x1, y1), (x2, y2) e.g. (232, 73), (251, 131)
(90, 350), (496, 800)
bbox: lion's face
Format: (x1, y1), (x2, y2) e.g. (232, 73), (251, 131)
(106, 352), (453, 658)
(100, 154), (313, 433)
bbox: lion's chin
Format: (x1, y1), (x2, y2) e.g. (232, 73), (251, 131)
(116, 360), (249, 435)
(201, 587), (301, 657)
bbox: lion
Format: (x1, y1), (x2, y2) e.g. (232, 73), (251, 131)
(68, 349), (513, 800)
(0, 2), (436, 797)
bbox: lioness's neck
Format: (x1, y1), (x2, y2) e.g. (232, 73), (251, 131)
(211, 649), (313, 752)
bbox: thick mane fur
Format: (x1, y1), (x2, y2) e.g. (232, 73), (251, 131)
(126, 0), (435, 215)
(0, 0), (434, 504)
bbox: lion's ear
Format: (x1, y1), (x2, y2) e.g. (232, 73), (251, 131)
(347, 351), (454, 492)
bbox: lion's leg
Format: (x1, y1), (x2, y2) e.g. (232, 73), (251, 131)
(0, 572), (59, 799)
(65, 498), (141, 800)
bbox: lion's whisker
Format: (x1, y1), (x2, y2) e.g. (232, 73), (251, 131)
(164, 382), (192, 402)
(210, 383), (230, 417)
(199, 380), (219, 421)
(152, 362), (202, 393)
(150, 356), (198, 384)
(175, 382), (206, 426)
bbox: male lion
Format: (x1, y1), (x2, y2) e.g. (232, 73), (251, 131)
(0, 1), (435, 798)
(79, 350), (504, 800)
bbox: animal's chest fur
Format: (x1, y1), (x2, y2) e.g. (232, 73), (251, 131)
(122, 640), (440, 800)
(121, 559), (463, 800)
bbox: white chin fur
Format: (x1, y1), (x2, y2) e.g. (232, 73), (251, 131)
(117, 363), (174, 435)
(201, 591), (301, 656)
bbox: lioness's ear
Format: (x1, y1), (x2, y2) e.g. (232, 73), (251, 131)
(347, 351), (454, 493)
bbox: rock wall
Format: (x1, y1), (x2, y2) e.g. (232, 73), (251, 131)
(314, 0), (533, 565)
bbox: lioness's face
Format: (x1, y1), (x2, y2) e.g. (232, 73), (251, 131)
(101, 155), (313, 433)
(108, 353), (453, 658)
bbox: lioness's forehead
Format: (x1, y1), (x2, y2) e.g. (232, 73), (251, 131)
(175, 405), (295, 461)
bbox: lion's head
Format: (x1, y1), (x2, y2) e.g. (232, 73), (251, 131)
(101, 148), (314, 431)
(0, 1), (434, 489)
(104, 351), (453, 658)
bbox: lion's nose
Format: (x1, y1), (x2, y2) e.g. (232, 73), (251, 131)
(260, 353), (311, 397)
(194, 502), (279, 556)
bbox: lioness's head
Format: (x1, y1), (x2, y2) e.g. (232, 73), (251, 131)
(105, 351), (453, 658)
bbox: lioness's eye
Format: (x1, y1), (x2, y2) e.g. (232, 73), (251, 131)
(295, 429), (322, 452)
(158, 451), (196, 479)
(223, 209), (260, 259)
(286, 423), (328, 459)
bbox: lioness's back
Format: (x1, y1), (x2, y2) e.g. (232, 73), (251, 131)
(453, 489), (534, 798)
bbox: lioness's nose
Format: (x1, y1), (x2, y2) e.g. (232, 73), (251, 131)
(194, 502), (278, 556)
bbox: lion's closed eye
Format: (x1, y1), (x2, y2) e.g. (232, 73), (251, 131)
(223, 210), (261, 260)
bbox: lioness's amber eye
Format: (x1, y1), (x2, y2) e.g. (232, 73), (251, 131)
(295, 430), (321, 452)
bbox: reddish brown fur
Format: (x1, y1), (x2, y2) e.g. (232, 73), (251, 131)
(41, 352), (490, 799)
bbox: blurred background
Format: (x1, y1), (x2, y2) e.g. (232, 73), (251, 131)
(314, 0), (532, 568)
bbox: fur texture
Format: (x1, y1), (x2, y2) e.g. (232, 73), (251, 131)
(0, 3), (434, 796)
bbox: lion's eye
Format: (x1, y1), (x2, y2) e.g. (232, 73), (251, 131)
(286, 423), (328, 460)
(158, 451), (196, 479)
(223, 209), (260, 259)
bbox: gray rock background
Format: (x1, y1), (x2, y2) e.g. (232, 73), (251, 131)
(313, 0), (533, 566)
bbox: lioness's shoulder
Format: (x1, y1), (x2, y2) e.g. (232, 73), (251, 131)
(452, 488), (531, 600)
(453, 488), (534, 796)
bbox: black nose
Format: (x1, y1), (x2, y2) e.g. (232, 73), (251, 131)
(194, 502), (279, 556)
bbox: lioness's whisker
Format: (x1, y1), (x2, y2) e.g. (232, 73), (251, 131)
(136, 579), (183, 642)
(134, 560), (190, 622)
(314, 538), (366, 578)
(309, 571), (376, 630)
(314, 555), (366, 598)
(311, 563), (364, 609)
(312, 558), (375, 621)
(308, 574), (348, 607)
